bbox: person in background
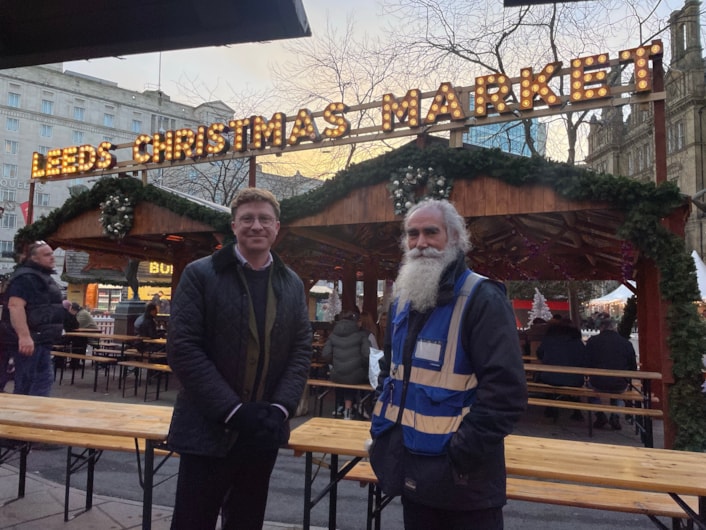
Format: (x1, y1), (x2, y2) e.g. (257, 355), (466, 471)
(359, 311), (380, 349)
(62, 299), (79, 333)
(585, 312), (637, 430)
(536, 317), (588, 420)
(0, 241), (64, 396)
(370, 199), (527, 530)
(321, 310), (371, 419)
(72, 302), (98, 331)
(134, 302), (159, 339)
(167, 187), (312, 530)
(376, 311), (388, 350)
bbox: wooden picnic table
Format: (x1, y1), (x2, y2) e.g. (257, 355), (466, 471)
(287, 417), (706, 530)
(0, 393), (172, 530)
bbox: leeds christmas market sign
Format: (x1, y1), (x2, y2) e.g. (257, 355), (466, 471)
(31, 40), (664, 181)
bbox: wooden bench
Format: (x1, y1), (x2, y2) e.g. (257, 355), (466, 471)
(341, 461), (698, 530)
(51, 351), (118, 392)
(526, 396), (663, 447)
(118, 361), (172, 401)
(306, 379), (375, 417)
(0, 423), (176, 522)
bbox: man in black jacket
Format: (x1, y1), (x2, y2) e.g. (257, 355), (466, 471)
(167, 188), (312, 530)
(0, 241), (64, 396)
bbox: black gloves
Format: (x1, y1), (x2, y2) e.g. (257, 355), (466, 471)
(227, 401), (271, 434)
(227, 401), (287, 452)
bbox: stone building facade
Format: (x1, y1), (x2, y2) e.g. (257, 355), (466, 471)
(585, 1), (706, 256)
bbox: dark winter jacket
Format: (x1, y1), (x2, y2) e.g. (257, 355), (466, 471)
(536, 322), (588, 387)
(321, 318), (370, 385)
(375, 251), (527, 510)
(166, 245), (312, 457)
(585, 329), (637, 392)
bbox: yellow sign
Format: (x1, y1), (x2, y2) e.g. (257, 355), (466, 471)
(30, 40), (662, 180)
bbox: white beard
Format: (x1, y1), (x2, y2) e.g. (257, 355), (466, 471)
(393, 247), (458, 312)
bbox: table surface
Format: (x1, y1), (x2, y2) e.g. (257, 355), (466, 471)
(287, 417), (706, 497)
(0, 393), (172, 440)
(142, 338), (167, 345)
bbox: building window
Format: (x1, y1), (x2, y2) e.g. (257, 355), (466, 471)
(676, 120), (685, 150)
(1, 213), (17, 229)
(131, 119), (142, 133)
(72, 130), (84, 144)
(0, 189), (16, 202)
(74, 106), (85, 121)
(627, 152), (634, 175)
(34, 192), (50, 206)
(5, 140), (19, 155)
(0, 240), (14, 258)
(37, 145), (50, 155)
(104, 113), (115, 127)
(7, 92), (20, 108)
(40, 124), (53, 138)
(41, 99), (54, 115)
(3, 164), (18, 178)
(6, 118), (19, 132)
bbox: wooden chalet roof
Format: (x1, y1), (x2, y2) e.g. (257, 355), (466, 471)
(275, 178), (633, 282)
(274, 141), (688, 284)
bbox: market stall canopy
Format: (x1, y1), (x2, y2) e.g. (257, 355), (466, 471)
(275, 141), (690, 283)
(0, 0), (310, 69)
(15, 177), (231, 271)
(588, 281), (637, 306)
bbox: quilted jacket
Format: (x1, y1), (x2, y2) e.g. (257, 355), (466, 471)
(166, 245), (312, 457)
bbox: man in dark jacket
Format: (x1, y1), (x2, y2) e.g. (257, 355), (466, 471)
(0, 241), (64, 396)
(586, 312), (637, 430)
(370, 199), (527, 530)
(167, 188), (312, 530)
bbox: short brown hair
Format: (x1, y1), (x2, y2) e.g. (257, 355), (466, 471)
(230, 188), (280, 220)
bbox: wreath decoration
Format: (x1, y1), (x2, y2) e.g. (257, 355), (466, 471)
(388, 166), (453, 215)
(99, 193), (134, 239)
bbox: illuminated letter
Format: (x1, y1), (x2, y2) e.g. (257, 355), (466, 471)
(619, 40), (663, 93)
(193, 126), (208, 158)
(425, 82), (467, 123)
(31, 152), (46, 179)
(229, 118), (251, 152)
(519, 62), (562, 110)
(473, 76), (511, 117)
(570, 52), (611, 102)
(288, 109), (321, 145)
(77, 145), (98, 173)
(133, 134), (152, 164)
(322, 103), (350, 138)
(172, 128), (196, 160)
(207, 123), (230, 154)
(61, 146), (79, 175)
(381, 90), (420, 131)
(250, 114), (285, 150)
(96, 142), (117, 170)
(46, 149), (63, 177)
(151, 132), (168, 163)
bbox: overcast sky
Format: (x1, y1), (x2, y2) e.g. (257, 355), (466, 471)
(63, 0), (385, 105)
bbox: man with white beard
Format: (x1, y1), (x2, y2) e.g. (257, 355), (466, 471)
(370, 199), (527, 530)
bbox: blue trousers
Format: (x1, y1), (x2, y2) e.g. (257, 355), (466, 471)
(12, 343), (53, 396)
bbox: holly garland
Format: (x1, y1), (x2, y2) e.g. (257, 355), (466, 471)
(99, 193), (134, 239)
